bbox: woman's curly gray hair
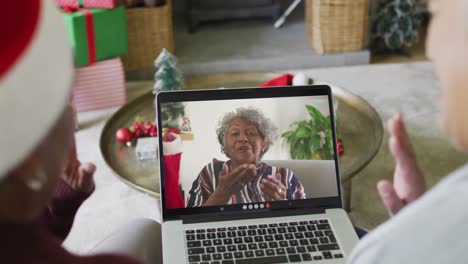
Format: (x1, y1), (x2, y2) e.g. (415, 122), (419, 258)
(216, 107), (278, 159)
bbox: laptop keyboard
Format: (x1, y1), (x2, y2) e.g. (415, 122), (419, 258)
(185, 219), (344, 264)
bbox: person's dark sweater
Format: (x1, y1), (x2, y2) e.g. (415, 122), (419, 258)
(0, 179), (142, 264)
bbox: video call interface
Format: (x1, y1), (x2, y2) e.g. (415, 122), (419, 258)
(161, 95), (339, 211)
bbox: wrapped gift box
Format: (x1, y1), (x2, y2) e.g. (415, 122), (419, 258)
(62, 6), (128, 67)
(54, 0), (124, 9)
(72, 58), (127, 112)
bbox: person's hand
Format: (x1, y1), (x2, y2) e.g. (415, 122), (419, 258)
(377, 113), (426, 216)
(204, 163), (256, 206)
(260, 171), (287, 201)
(62, 146), (96, 194)
(218, 163), (256, 196)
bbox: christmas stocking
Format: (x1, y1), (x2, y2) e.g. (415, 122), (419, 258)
(162, 132), (185, 209)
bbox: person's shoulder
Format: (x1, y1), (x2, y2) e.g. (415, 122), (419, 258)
(433, 163), (468, 189)
(349, 164), (468, 263)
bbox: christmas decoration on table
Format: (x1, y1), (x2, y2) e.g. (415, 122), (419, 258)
(371, 0), (421, 56)
(72, 58), (126, 112)
(153, 48), (186, 130)
(115, 116), (158, 146)
(54, 0), (124, 9)
(115, 127), (133, 146)
(135, 137), (158, 161)
(153, 48), (184, 93)
(61, 6), (128, 67)
(114, 114), (186, 162)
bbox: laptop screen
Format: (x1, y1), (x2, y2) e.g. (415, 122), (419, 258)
(157, 86), (342, 220)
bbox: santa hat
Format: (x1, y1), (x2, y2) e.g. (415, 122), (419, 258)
(0, 1), (73, 180)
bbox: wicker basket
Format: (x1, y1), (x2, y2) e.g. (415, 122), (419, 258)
(122, 0), (174, 71)
(305, 0), (368, 54)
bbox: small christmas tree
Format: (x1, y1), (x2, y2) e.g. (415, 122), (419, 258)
(372, 0), (421, 55)
(153, 49), (185, 129)
(153, 48), (184, 93)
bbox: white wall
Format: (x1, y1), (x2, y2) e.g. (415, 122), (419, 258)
(264, 160), (337, 198)
(178, 96), (331, 193)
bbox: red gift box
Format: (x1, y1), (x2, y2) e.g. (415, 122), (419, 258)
(54, 0), (124, 9)
(72, 58), (127, 112)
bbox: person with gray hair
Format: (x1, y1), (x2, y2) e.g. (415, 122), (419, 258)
(187, 107), (306, 207)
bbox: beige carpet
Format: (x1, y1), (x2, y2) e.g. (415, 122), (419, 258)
(64, 62), (468, 254)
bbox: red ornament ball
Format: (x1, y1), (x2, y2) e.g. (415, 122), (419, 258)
(337, 139), (344, 155)
(116, 127), (133, 145)
(162, 132), (177, 142)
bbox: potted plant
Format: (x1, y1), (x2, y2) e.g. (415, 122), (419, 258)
(281, 105), (334, 160)
(371, 0), (422, 56)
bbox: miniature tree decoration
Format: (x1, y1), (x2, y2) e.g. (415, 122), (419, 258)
(153, 48), (184, 93)
(153, 48), (185, 129)
(372, 0), (421, 54)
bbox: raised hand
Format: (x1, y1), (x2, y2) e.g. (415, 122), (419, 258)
(62, 145), (95, 194)
(204, 163), (257, 206)
(260, 170), (287, 201)
(377, 113), (426, 216)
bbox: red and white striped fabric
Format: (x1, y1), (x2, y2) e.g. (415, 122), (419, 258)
(72, 58), (127, 112)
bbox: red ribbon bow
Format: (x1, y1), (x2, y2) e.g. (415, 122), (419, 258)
(62, 7), (96, 65)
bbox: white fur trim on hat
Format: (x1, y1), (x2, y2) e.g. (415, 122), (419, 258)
(0, 1), (74, 180)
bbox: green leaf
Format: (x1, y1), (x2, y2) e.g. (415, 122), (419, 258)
(295, 126), (309, 139)
(134, 115), (145, 122)
(323, 137), (333, 160)
(306, 105), (325, 121)
(309, 134), (321, 153)
(291, 137), (300, 151)
(281, 130), (294, 139)
(291, 144), (302, 159)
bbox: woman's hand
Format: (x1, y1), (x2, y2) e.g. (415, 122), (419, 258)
(377, 113), (426, 216)
(62, 146), (96, 194)
(260, 171), (287, 201)
(204, 163), (256, 206)
(219, 163), (257, 194)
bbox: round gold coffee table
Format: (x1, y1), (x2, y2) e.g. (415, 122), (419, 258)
(100, 72), (383, 211)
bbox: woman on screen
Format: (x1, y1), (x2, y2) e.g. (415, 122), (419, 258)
(186, 107), (306, 207)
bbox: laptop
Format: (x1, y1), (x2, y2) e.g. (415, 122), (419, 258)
(156, 85), (359, 264)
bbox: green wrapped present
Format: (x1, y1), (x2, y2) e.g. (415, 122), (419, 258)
(62, 6), (128, 67)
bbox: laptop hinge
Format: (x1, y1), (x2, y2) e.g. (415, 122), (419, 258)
(182, 207), (326, 224)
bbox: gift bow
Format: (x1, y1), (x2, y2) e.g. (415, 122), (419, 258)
(63, 6), (96, 65)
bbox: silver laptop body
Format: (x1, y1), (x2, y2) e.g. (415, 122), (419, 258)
(157, 85), (359, 264)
